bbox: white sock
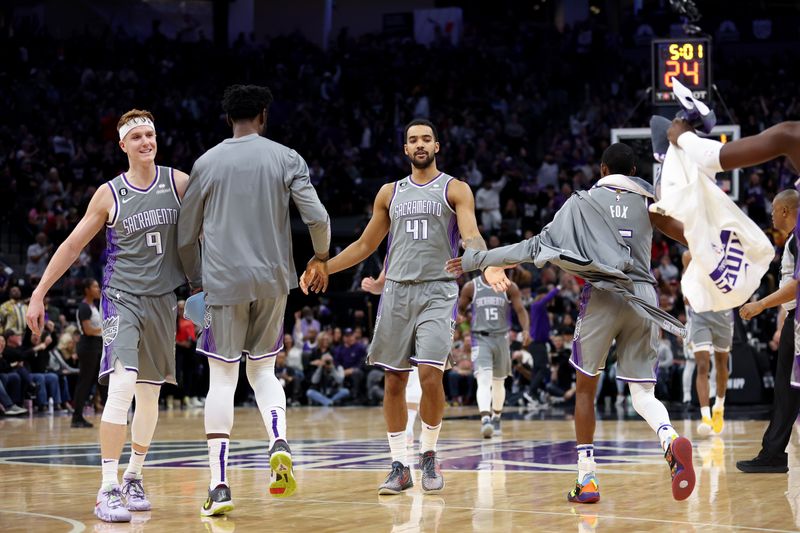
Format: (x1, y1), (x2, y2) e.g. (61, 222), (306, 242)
(208, 437), (230, 489)
(406, 408), (418, 437)
(657, 423), (679, 452)
(576, 444), (596, 480)
(714, 396), (725, 410)
(420, 420), (442, 453)
(388, 431), (407, 465)
(101, 458), (119, 488)
(491, 377), (506, 413)
(700, 406), (711, 419)
(124, 449), (146, 478)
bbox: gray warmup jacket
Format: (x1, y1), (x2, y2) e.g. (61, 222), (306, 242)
(461, 189), (686, 337)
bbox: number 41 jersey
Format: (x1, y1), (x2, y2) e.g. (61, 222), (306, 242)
(385, 173), (460, 283)
(103, 166), (185, 296)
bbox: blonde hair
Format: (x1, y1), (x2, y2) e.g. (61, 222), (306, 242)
(117, 109), (155, 132)
(57, 332), (75, 357)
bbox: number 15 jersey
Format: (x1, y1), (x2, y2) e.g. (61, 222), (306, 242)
(103, 166), (184, 296)
(385, 173), (460, 283)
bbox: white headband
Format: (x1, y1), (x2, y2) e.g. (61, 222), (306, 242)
(118, 117), (156, 140)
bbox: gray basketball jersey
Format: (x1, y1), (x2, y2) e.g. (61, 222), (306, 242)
(103, 166), (184, 295)
(470, 277), (510, 333)
(386, 173), (459, 282)
(588, 185), (656, 285)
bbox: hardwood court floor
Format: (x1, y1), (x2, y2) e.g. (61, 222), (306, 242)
(0, 405), (798, 532)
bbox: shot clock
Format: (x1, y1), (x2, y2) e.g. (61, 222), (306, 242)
(652, 38), (711, 105)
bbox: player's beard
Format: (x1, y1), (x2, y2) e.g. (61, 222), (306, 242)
(410, 150), (435, 169)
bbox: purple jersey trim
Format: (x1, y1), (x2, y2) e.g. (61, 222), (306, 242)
(408, 171), (444, 188)
(121, 166), (159, 193)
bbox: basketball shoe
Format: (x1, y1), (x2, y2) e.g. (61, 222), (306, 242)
(95, 485), (132, 522)
(269, 440), (297, 498)
(200, 484), (234, 517)
(491, 415), (502, 436)
(567, 473), (600, 504)
(665, 436), (695, 500)
(697, 416), (713, 436)
(121, 475), (151, 511)
(711, 406), (724, 434)
(481, 416), (493, 438)
(378, 461), (414, 495)
(419, 451), (445, 493)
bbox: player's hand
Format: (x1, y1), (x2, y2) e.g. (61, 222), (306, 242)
(361, 276), (384, 295)
(667, 118), (695, 145)
(739, 301), (765, 320)
(445, 257), (464, 276)
(301, 257), (329, 294)
(485, 266), (511, 292)
(26, 294), (45, 335)
(522, 330), (531, 347)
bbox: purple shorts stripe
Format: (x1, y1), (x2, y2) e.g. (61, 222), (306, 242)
(371, 362), (414, 373)
(569, 358), (602, 378)
(616, 376), (657, 384)
(196, 348), (241, 363)
(248, 345), (284, 361)
(201, 323), (217, 354)
(571, 284), (592, 370)
(410, 357), (444, 367)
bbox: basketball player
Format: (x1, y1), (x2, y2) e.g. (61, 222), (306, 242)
(458, 273), (529, 438)
(26, 110), (188, 522)
(447, 143), (696, 503)
(301, 118), (510, 495)
(177, 85), (330, 515)
(362, 271), (422, 448)
(682, 250), (733, 436)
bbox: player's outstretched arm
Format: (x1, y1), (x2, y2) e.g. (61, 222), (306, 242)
(448, 180), (510, 292)
(27, 186), (113, 334)
(668, 119), (800, 171)
(508, 282), (531, 346)
(300, 183), (392, 295)
(740, 279), (797, 320)
(649, 211), (687, 246)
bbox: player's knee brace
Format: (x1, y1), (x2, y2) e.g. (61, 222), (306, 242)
(102, 360), (137, 425)
(205, 359), (240, 434)
(131, 383), (160, 446)
(246, 357), (286, 411)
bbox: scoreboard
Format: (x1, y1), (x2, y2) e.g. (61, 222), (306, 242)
(652, 38), (711, 105)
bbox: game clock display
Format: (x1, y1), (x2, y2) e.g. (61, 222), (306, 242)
(652, 38), (711, 105)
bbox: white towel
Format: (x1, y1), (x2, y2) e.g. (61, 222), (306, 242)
(649, 145), (773, 312)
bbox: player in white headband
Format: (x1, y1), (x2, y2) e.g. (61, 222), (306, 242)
(26, 109), (191, 523)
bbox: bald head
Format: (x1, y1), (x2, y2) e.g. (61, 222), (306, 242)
(772, 189), (799, 234)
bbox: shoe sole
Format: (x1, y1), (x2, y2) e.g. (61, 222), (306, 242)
(126, 502), (151, 512)
(567, 493), (600, 504)
(270, 451), (297, 498)
(94, 508), (132, 522)
(200, 503), (235, 517)
(378, 484), (412, 495)
(670, 437), (695, 501)
(481, 425), (493, 439)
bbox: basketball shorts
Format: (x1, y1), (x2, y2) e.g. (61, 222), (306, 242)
(368, 279), (457, 371)
(471, 332), (511, 378)
(197, 295), (287, 363)
(99, 287), (177, 385)
(570, 282), (659, 383)
(688, 308), (733, 354)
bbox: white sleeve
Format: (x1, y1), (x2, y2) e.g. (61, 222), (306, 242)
(676, 132), (724, 174)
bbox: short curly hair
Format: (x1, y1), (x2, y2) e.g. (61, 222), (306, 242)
(222, 84), (274, 121)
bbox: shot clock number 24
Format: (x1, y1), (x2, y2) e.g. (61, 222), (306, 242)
(652, 38), (711, 105)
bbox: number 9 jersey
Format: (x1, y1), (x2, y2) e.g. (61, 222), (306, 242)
(103, 166), (185, 296)
(385, 173), (460, 283)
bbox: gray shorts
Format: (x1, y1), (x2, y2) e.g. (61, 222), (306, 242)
(688, 308), (733, 353)
(99, 287), (177, 385)
(570, 282), (659, 383)
(368, 279), (457, 371)
(197, 295), (287, 363)
(471, 332), (511, 378)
